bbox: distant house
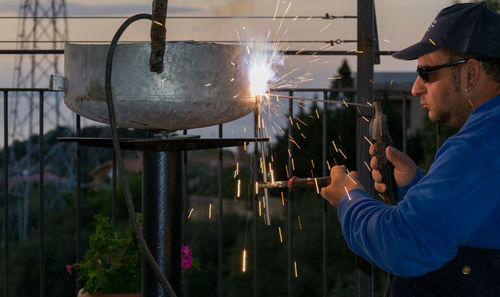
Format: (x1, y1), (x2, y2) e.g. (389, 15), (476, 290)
(86, 157), (142, 189)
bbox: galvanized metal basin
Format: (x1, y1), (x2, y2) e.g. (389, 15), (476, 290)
(64, 42), (255, 130)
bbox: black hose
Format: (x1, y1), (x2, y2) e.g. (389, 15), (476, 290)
(104, 13), (177, 297)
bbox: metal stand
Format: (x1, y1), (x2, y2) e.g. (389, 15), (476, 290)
(142, 151), (182, 297)
(58, 136), (268, 297)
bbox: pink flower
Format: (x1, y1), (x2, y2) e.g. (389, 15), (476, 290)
(181, 245), (193, 270)
(66, 264), (73, 275)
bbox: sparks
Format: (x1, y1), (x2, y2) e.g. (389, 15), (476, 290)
(319, 23), (332, 32)
(242, 249), (247, 272)
(294, 261), (298, 277)
(281, 191), (285, 206)
(237, 179), (241, 198)
(298, 216), (302, 230)
(332, 140), (338, 152)
(209, 203), (212, 218)
(364, 161), (371, 172)
(345, 187), (352, 200)
(314, 178), (320, 194)
(187, 208), (194, 219)
(364, 136), (374, 146)
(278, 226), (283, 243)
(429, 38), (436, 46)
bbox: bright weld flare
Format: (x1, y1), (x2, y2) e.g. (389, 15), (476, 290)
(249, 54), (276, 96)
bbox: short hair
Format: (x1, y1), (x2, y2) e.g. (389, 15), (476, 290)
(444, 49), (500, 83)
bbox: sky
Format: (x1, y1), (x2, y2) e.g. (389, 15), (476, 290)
(0, 0), (456, 139)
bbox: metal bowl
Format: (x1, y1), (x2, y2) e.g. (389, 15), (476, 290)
(64, 42), (255, 130)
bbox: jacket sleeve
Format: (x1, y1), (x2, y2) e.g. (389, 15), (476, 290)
(337, 139), (499, 277)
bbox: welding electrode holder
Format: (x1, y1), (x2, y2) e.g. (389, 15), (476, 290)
(259, 176), (331, 190)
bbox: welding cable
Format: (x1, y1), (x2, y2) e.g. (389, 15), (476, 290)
(105, 13), (178, 297)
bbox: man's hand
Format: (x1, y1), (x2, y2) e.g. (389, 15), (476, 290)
(321, 165), (365, 208)
(369, 145), (418, 193)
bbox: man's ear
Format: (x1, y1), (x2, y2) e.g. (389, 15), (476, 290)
(465, 59), (481, 91)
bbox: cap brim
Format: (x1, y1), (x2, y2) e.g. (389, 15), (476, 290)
(392, 41), (441, 60)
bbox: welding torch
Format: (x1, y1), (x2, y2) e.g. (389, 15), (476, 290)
(259, 176), (331, 190)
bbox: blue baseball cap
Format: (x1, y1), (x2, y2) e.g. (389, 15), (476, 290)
(393, 2), (500, 60)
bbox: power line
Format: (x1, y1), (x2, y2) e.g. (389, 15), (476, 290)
(0, 14), (357, 20)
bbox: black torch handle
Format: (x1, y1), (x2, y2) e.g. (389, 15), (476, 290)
(380, 161), (398, 205)
(289, 176), (331, 190)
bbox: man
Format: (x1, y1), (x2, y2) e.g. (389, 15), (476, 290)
(320, 2), (500, 296)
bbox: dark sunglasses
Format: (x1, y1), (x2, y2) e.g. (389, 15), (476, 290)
(416, 59), (469, 83)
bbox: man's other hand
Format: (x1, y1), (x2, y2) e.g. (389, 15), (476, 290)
(321, 165), (365, 207)
(369, 146), (418, 193)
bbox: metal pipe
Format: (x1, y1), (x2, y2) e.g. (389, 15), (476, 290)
(3, 91), (9, 297)
(112, 150), (117, 224)
(322, 90), (329, 297)
(39, 91), (46, 297)
(287, 90), (294, 297)
(218, 124), (224, 297)
(253, 106), (259, 297)
(76, 115), (82, 293)
(402, 92), (408, 154)
(436, 123), (442, 150)
(181, 129), (190, 297)
(142, 151), (182, 297)
(357, 0), (375, 295)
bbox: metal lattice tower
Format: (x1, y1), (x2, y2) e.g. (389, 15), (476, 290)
(9, 0), (71, 240)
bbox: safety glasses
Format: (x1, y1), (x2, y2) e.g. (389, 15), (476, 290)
(416, 59), (469, 83)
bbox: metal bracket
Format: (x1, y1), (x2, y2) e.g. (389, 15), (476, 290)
(49, 75), (67, 92)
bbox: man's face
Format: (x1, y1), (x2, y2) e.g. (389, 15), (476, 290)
(411, 49), (471, 129)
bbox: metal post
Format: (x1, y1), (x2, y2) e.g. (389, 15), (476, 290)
(322, 90), (329, 297)
(436, 123), (442, 150)
(357, 0), (376, 295)
(287, 90), (294, 297)
(39, 91), (45, 297)
(142, 151), (182, 297)
(253, 106), (259, 297)
(3, 91), (9, 297)
(218, 124), (224, 297)
(402, 92), (408, 154)
(112, 150), (117, 224)
(182, 129), (190, 297)
(75, 115), (82, 294)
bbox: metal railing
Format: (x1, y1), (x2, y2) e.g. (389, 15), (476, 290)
(0, 85), (430, 297)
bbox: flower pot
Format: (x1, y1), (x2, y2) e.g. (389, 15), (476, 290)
(78, 288), (140, 297)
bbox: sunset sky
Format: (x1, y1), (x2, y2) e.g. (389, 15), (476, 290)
(0, 0), (456, 139)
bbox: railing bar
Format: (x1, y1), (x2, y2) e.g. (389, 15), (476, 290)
(436, 123), (442, 151)
(322, 90), (329, 297)
(287, 90), (294, 297)
(182, 129), (190, 297)
(3, 91), (9, 297)
(253, 106), (259, 297)
(218, 124), (224, 297)
(39, 91), (45, 297)
(75, 115), (82, 293)
(112, 150), (117, 224)
(402, 92), (408, 154)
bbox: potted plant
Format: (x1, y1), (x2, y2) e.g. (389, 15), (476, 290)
(68, 214), (142, 297)
(67, 214), (200, 297)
